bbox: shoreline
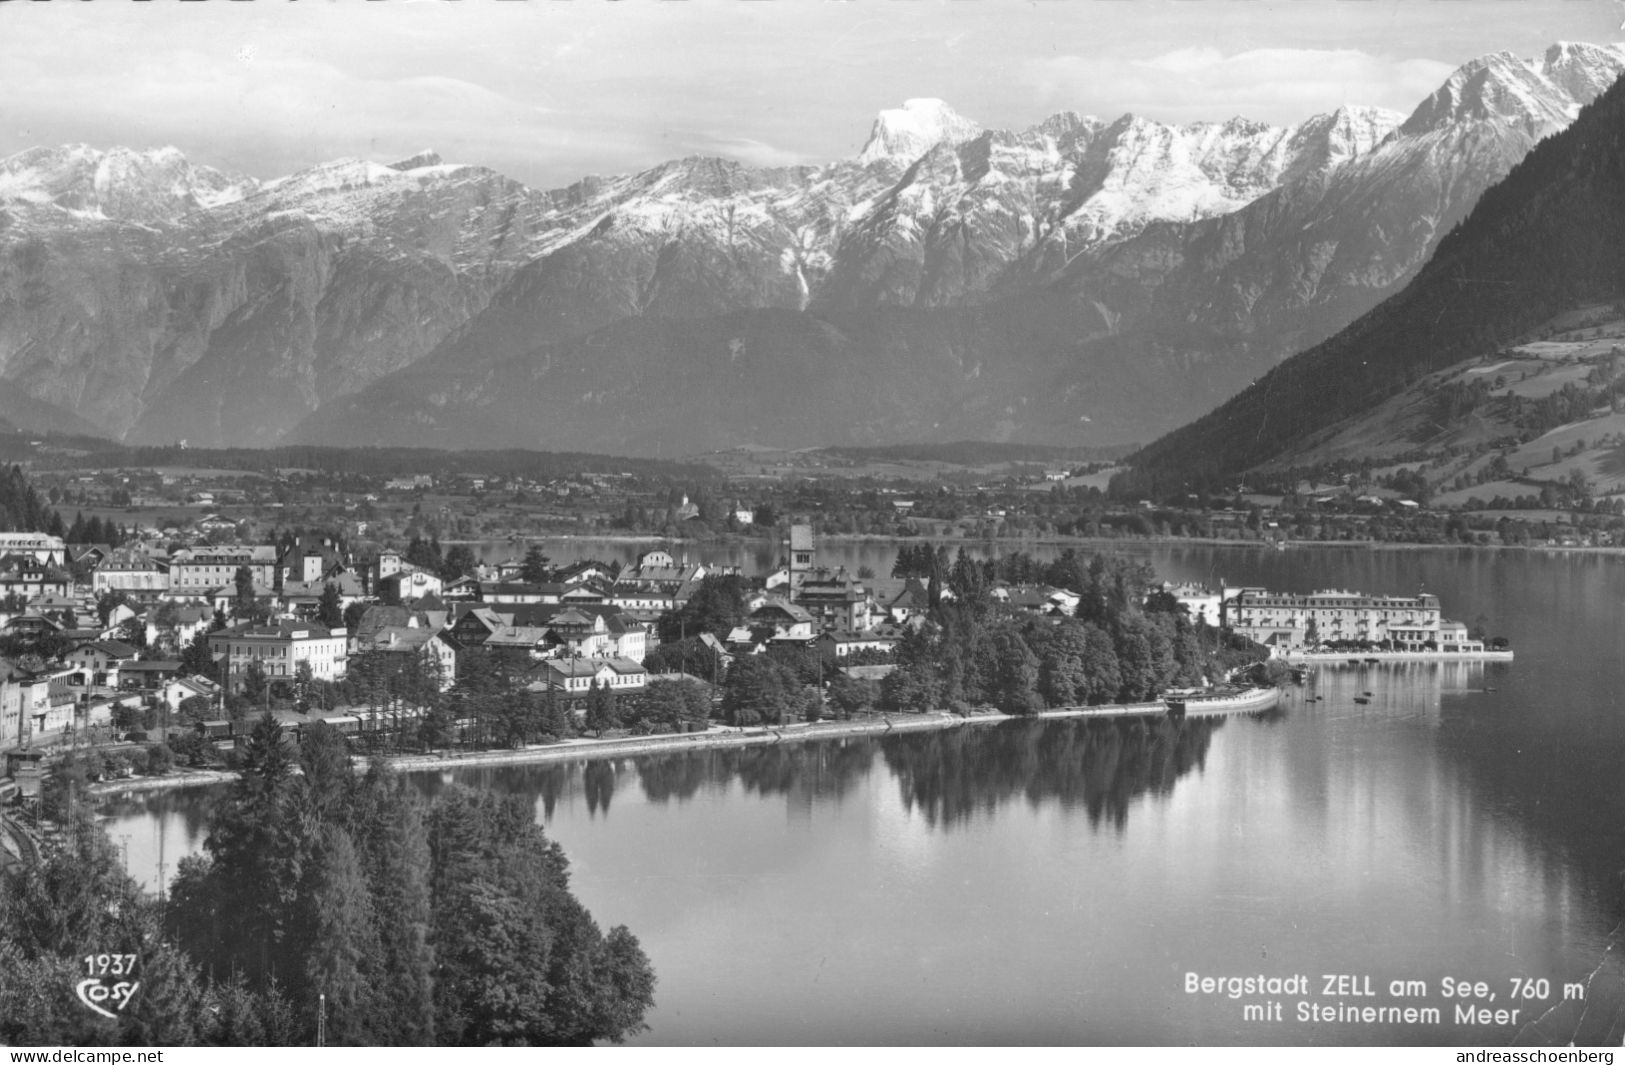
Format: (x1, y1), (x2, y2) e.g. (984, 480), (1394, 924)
(1282, 650), (1514, 663)
(89, 700), (1183, 797)
(452, 531), (1625, 558)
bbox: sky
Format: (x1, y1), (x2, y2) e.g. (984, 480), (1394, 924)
(3, 0), (1624, 190)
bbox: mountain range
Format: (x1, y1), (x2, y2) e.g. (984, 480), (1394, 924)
(1126, 55), (1625, 490)
(1, 42), (1621, 455)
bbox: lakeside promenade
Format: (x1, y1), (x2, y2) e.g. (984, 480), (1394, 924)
(88, 697), (1208, 796)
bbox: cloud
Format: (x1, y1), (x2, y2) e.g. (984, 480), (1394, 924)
(1022, 47), (1456, 125)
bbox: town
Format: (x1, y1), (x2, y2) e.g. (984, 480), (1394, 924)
(0, 449), (1507, 805)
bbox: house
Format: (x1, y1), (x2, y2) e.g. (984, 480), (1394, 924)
(351, 604), (449, 649)
(1161, 582), (1223, 626)
(556, 559), (618, 586)
(447, 606), (508, 648)
(480, 581), (556, 605)
(817, 629), (901, 659)
(527, 656), (647, 697)
(1, 657), (78, 744)
(354, 626), (457, 691)
(1001, 585), (1077, 617)
(159, 675), (222, 715)
(794, 568), (874, 633)
(200, 583), (279, 617)
(65, 640), (140, 689)
(877, 579), (933, 623)
(117, 659), (184, 691)
(0, 533), (66, 567)
(169, 546), (276, 592)
(0, 556), (74, 601)
(484, 626), (554, 668)
(378, 566), (443, 603)
(91, 552), (170, 596)
(276, 536), (349, 587)
(154, 604), (213, 652)
(281, 571), (367, 619)
(747, 600), (816, 639)
(207, 620), (348, 692)
(2, 614), (64, 640)
(613, 552), (706, 595)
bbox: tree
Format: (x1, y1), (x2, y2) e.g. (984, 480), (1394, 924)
(827, 672), (878, 718)
(180, 631), (214, 678)
(656, 574), (751, 644)
(118, 614), (148, 651)
(233, 565), (257, 620)
(404, 536), (443, 575)
(304, 826), (384, 1045)
(169, 713), (308, 992)
(243, 660), (268, 703)
(177, 695), (213, 727)
(299, 721), (353, 826)
(316, 582), (344, 630)
(879, 665), (939, 715)
(585, 680), (620, 737)
(1038, 623), (1090, 707)
(441, 544), (477, 582)
(519, 545), (552, 584)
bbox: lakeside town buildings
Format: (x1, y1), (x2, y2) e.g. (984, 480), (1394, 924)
(0, 501), (1501, 753)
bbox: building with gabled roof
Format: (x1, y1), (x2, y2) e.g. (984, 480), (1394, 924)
(207, 619), (347, 691)
(0, 533), (66, 567)
(354, 625), (457, 692)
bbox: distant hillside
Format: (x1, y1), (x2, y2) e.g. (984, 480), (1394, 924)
(0, 390), (101, 438)
(27, 443), (719, 481)
(819, 441), (1127, 465)
(1123, 70), (1625, 493)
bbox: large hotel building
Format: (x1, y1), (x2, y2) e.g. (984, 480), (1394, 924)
(1225, 588), (1482, 653)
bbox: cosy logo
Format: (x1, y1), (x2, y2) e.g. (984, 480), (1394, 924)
(76, 953), (140, 1019)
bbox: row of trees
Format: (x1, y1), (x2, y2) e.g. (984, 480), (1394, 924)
(708, 549), (1261, 726)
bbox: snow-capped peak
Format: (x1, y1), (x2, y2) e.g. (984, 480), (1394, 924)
(1400, 45), (1625, 137)
(857, 98), (983, 166)
(0, 144), (255, 222)
(386, 150), (444, 172)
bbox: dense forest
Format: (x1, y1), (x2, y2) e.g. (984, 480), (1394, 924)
(0, 719), (655, 1046)
(0, 464), (63, 535)
(1121, 71), (1625, 493)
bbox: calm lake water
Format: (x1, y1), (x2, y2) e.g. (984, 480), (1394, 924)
(102, 543), (1625, 1046)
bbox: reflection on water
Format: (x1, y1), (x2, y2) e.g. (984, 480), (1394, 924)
(425, 715), (1224, 836)
(880, 716), (1220, 831)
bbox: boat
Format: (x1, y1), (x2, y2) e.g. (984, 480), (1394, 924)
(1354, 697), (1371, 705)
(1347, 658), (1362, 665)
(1364, 657), (1381, 664)
(1164, 687), (1282, 717)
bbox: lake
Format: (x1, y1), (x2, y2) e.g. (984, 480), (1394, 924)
(102, 543), (1625, 1045)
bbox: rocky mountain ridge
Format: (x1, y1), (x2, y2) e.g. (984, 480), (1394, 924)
(2, 41), (1621, 452)
(1125, 53), (1625, 488)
